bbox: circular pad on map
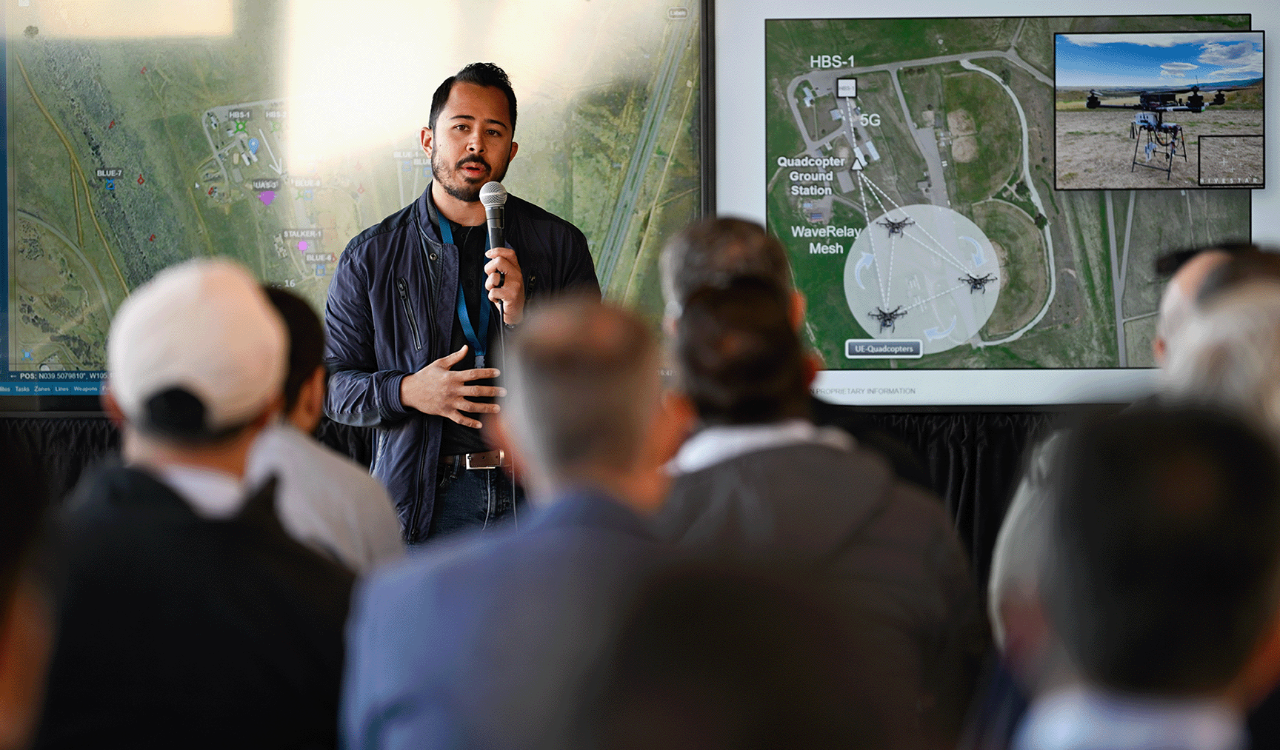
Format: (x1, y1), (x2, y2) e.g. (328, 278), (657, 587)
(843, 204), (1000, 355)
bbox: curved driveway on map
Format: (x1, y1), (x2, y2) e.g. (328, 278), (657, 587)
(782, 50), (1056, 347)
(17, 209), (115, 319)
(957, 58), (1056, 346)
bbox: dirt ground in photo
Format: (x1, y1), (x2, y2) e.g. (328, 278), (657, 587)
(1055, 109), (1264, 190)
(1198, 136), (1264, 186)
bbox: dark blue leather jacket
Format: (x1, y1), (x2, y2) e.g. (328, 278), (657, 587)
(323, 186), (599, 542)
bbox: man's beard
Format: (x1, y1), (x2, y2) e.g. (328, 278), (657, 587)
(432, 152), (508, 203)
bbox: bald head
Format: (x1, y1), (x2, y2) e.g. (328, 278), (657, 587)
(1154, 250), (1230, 366)
(504, 296), (661, 492)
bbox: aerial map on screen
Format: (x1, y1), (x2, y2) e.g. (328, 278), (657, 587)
(765, 15), (1258, 372)
(3, 0), (702, 399)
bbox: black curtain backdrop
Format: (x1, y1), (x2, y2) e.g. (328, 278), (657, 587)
(0, 410), (1054, 593)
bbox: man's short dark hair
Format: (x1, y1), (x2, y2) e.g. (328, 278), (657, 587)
(429, 62), (517, 133)
(264, 286), (325, 414)
(676, 277), (809, 426)
(1042, 407), (1280, 695)
(661, 218), (793, 316)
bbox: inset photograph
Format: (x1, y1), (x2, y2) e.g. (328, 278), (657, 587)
(1199, 135), (1264, 187)
(1055, 31), (1263, 190)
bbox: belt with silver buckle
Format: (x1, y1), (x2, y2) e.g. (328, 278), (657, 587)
(439, 449), (508, 471)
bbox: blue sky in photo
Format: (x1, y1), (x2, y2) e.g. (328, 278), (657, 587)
(1056, 32), (1264, 89)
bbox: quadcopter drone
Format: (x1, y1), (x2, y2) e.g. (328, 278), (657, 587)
(1084, 81), (1255, 180)
(959, 273), (996, 294)
(877, 217), (915, 238)
(868, 305), (907, 333)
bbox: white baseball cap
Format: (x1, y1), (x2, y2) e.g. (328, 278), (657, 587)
(108, 258), (287, 437)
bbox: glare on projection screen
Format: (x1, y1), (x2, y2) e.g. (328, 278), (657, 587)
(3, 0), (705, 410)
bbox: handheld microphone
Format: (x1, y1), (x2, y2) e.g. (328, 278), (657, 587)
(480, 181), (507, 252)
(479, 180), (517, 528)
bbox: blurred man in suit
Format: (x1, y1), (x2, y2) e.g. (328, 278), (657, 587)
(983, 243), (1271, 750)
(1015, 407), (1280, 750)
(658, 277), (985, 750)
(341, 296), (682, 749)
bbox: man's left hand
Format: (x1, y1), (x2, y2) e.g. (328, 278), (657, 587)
(485, 247), (524, 325)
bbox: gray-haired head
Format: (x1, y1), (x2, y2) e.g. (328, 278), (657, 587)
(503, 296), (661, 492)
(659, 217), (794, 322)
(1154, 249), (1231, 366)
(1161, 280), (1280, 439)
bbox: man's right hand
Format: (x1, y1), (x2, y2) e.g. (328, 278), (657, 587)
(399, 345), (505, 429)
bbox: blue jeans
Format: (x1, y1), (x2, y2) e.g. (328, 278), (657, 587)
(423, 459), (526, 542)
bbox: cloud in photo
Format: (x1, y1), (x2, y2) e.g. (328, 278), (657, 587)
(1199, 41), (1264, 81)
(1062, 33), (1260, 48)
(1160, 61), (1198, 79)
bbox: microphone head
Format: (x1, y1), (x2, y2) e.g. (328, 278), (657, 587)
(480, 181), (508, 209)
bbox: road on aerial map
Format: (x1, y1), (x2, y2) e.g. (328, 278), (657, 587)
(16, 210), (115, 318)
(1108, 190), (1141, 366)
(595, 15), (696, 288)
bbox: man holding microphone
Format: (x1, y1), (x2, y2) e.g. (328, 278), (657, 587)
(325, 62), (599, 543)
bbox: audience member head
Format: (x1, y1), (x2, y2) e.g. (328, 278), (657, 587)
(104, 258), (287, 473)
(581, 562), (884, 750)
(498, 296), (673, 509)
(675, 277), (812, 427)
(1161, 281), (1280, 439)
(987, 432), (1076, 697)
(1153, 243), (1256, 365)
(263, 286), (327, 434)
(659, 217), (802, 327)
(1041, 407), (1280, 702)
(0, 441), (53, 750)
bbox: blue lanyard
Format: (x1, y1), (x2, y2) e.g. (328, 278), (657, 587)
(438, 218), (492, 368)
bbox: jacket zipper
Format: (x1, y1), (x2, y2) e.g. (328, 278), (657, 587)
(371, 430), (385, 473)
(408, 220), (443, 543)
(397, 277), (423, 351)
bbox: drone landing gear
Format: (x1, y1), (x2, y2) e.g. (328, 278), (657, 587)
(1130, 114), (1186, 181)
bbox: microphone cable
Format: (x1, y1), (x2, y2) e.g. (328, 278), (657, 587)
(493, 274), (517, 530)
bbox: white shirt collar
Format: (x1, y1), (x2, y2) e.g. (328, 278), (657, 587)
(154, 465), (246, 519)
(1014, 686), (1246, 750)
(668, 419), (853, 476)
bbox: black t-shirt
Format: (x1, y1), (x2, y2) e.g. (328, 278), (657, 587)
(436, 216), (504, 457)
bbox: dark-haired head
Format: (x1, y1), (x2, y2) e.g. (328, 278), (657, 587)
(675, 277), (810, 427)
(1042, 406), (1280, 696)
(429, 62), (517, 134)
(263, 285), (325, 415)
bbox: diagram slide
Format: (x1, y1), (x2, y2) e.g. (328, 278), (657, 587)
(720, 0), (1278, 405)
